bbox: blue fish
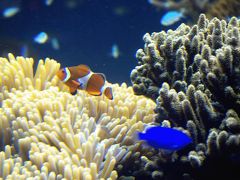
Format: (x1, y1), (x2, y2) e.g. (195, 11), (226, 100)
(138, 126), (192, 151)
(160, 11), (183, 26)
(111, 44), (120, 59)
(34, 32), (48, 44)
(51, 37), (60, 50)
(3, 7), (20, 18)
(45, 0), (54, 6)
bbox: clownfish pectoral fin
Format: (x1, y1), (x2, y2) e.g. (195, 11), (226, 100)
(71, 80), (81, 87)
(86, 73), (106, 96)
(65, 80), (80, 89)
(66, 80), (80, 95)
(104, 86), (113, 100)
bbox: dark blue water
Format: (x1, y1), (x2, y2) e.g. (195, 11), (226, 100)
(0, 0), (179, 85)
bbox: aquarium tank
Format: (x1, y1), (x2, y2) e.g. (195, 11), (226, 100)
(0, 0), (240, 179)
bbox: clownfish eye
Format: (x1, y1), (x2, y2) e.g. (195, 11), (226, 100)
(61, 69), (65, 73)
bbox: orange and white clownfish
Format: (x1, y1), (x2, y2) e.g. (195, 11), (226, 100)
(56, 64), (113, 100)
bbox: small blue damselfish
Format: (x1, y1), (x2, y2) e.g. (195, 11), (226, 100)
(138, 126), (192, 151)
(160, 11), (183, 26)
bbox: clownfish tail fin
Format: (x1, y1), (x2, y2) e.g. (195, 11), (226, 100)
(102, 86), (113, 100)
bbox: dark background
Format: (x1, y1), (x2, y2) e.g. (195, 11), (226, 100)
(0, 0), (182, 85)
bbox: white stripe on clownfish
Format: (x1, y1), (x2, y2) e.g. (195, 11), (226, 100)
(100, 85), (108, 94)
(63, 67), (71, 82)
(77, 71), (93, 90)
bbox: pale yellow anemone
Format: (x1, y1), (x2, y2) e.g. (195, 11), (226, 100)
(0, 54), (156, 179)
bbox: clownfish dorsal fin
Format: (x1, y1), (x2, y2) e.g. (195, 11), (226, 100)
(67, 64), (91, 81)
(86, 73), (106, 96)
(76, 64), (92, 78)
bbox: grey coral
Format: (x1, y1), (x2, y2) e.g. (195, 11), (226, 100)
(128, 14), (240, 179)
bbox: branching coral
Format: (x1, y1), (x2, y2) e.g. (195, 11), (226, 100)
(0, 54), (156, 179)
(130, 14), (240, 179)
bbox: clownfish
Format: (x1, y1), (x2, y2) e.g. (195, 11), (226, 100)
(56, 64), (113, 100)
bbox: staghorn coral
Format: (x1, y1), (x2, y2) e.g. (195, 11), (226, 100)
(0, 53), (156, 179)
(129, 14), (240, 179)
(149, 0), (240, 23)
